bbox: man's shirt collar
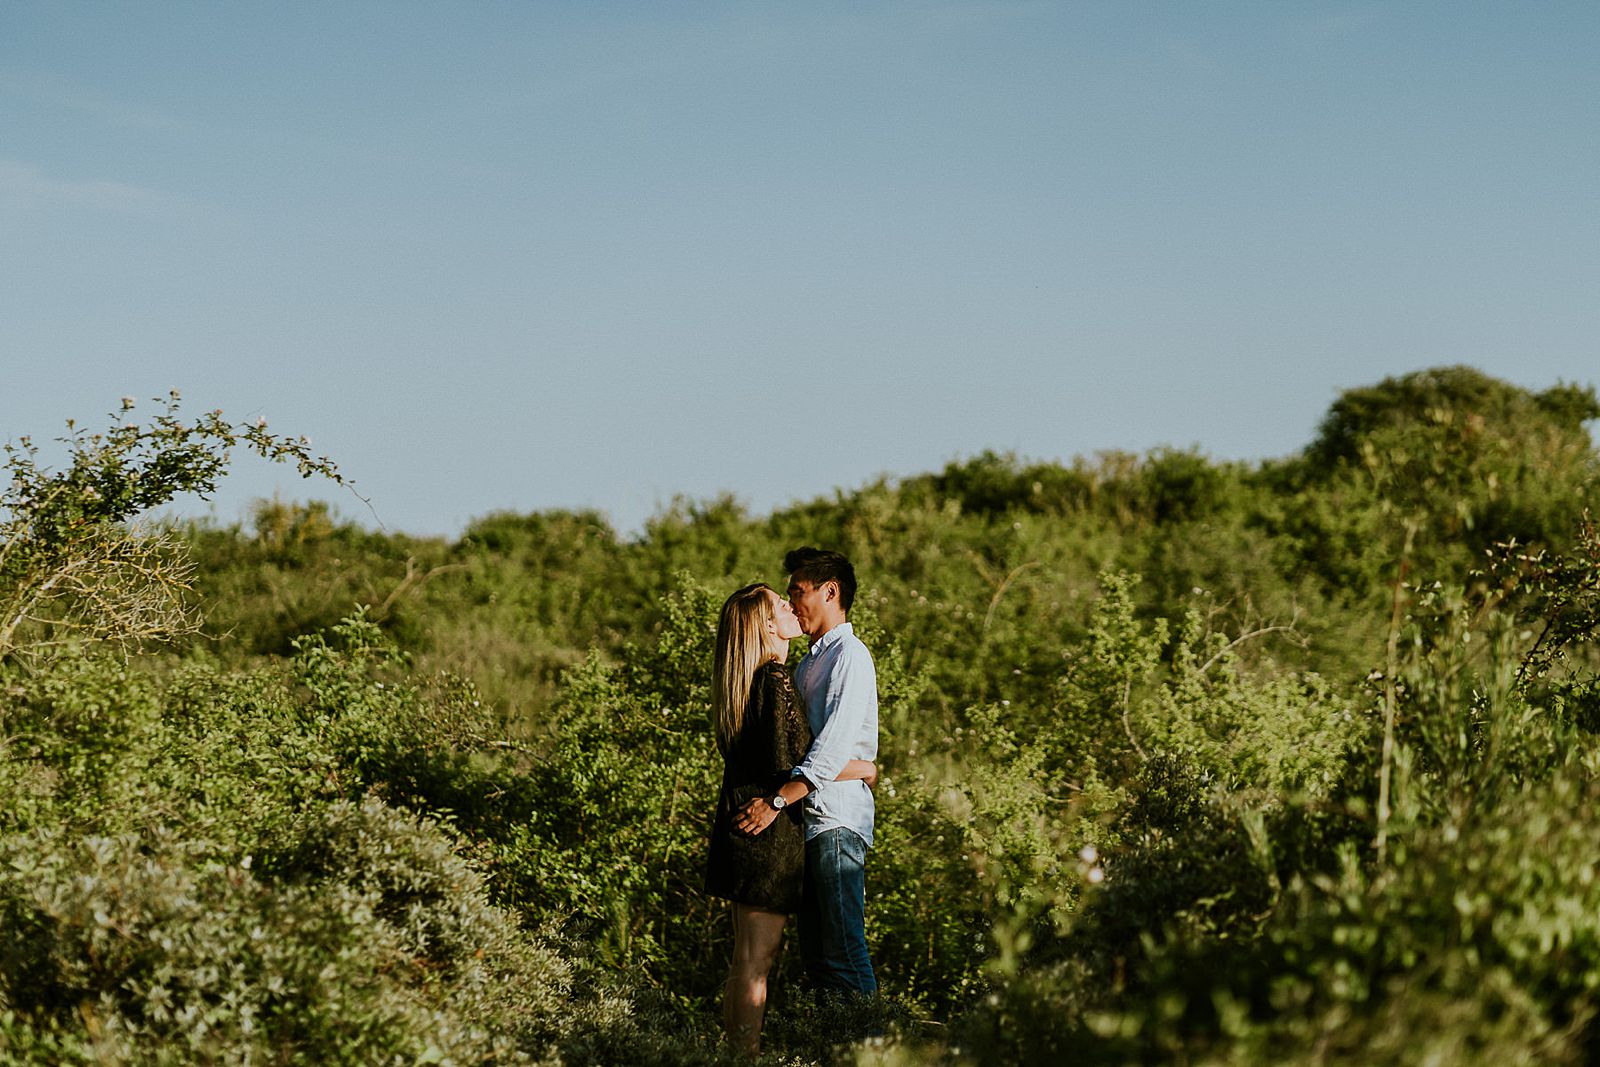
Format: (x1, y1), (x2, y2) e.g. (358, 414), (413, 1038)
(806, 621), (853, 656)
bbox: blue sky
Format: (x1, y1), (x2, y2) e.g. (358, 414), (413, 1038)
(3, 2), (1596, 536)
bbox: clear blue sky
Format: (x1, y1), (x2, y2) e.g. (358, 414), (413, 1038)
(3, 2), (1596, 536)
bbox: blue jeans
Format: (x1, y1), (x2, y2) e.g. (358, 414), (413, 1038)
(799, 828), (877, 995)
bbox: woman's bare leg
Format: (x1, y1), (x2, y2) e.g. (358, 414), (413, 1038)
(724, 903), (787, 1056)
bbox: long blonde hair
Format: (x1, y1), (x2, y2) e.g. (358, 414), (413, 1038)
(713, 582), (779, 755)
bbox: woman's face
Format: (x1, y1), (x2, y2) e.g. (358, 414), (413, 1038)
(765, 590), (804, 642)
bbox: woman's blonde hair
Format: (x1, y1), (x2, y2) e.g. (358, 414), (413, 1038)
(713, 582), (778, 755)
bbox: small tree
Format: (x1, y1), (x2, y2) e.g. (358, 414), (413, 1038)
(0, 392), (351, 662)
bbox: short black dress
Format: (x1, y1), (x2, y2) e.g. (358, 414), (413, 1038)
(704, 660), (813, 913)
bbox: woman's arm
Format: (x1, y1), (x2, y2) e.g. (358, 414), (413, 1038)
(836, 759), (878, 788)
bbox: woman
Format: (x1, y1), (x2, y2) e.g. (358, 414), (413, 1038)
(705, 582), (875, 1056)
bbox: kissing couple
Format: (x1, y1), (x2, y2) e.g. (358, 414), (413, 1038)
(703, 547), (880, 1056)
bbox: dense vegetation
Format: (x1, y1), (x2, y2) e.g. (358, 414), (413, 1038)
(3, 366), (1598, 1064)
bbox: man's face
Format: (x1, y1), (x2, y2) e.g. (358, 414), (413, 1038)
(786, 578), (832, 638)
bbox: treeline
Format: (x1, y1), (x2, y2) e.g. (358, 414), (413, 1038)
(2, 366), (1599, 1063)
(189, 365), (1596, 722)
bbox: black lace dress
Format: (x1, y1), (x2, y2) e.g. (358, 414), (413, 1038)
(704, 660), (813, 913)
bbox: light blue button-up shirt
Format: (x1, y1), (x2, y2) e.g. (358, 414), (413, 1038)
(792, 621), (879, 847)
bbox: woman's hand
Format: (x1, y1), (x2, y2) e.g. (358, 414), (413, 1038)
(861, 762), (878, 789)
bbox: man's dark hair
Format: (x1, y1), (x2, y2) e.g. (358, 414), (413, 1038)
(784, 547), (857, 612)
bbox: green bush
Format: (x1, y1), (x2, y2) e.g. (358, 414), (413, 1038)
(5, 368), (1600, 1063)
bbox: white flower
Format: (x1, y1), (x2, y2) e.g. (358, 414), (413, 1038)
(1087, 866), (1105, 884)
(1079, 844), (1098, 864)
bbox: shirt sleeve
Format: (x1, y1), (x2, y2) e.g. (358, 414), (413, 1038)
(793, 642), (877, 787)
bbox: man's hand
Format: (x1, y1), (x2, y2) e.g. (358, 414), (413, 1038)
(734, 797), (781, 836)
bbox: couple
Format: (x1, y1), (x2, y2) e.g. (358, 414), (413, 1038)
(704, 547), (879, 1056)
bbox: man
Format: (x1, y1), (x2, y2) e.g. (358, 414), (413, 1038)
(734, 547), (878, 995)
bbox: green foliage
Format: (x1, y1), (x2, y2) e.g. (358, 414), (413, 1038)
(1492, 515), (1600, 680)
(487, 573), (724, 994)
(869, 708), (1071, 1007)
(187, 498), (439, 659)
(0, 629), (737, 1065)
(1306, 365), (1599, 473)
(5, 366), (1600, 1063)
(1, 393), (349, 663)
(1152, 610), (1358, 796)
(1055, 571), (1169, 771)
(1280, 366), (1600, 595)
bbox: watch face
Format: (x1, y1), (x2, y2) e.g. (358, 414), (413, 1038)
(771, 795), (786, 809)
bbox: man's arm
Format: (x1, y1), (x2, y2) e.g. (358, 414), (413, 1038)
(791, 643), (877, 788)
(731, 760), (877, 835)
(838, 758), (878, 787)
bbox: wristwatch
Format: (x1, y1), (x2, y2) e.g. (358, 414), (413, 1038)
(768, 794), (788, 811)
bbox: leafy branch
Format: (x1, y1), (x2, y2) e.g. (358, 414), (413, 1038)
(1, 391), (357, 662)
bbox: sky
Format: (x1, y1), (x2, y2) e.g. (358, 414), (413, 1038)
(3, 2), (1597, 538)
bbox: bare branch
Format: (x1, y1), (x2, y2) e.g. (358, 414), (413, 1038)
(369, 557), (470, 621)
(1119, 674), (1146, 761)
(1198, 616), (1306, 675)
(982, 561), (1041, 634)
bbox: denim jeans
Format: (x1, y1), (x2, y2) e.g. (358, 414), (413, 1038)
(798, 828), (877, 995)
